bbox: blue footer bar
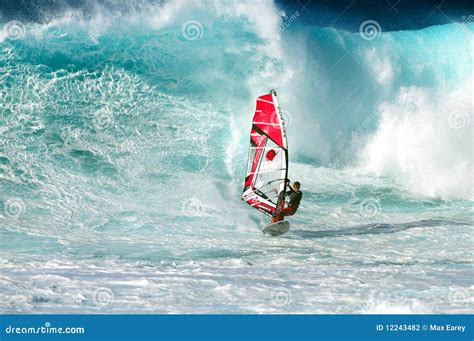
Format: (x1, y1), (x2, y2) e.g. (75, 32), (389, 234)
(1, 314), (472, 340)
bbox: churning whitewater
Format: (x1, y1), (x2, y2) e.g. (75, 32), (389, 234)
(0, 1), (473, 313)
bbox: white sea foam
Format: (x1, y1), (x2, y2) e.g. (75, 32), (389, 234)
(360, 78), (473, 200)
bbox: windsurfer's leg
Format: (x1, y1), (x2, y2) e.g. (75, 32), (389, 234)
(272, 192), (285, 224)
(272, 214), (283, 223)
(284, 207), (295, 216)
(272, 207), (294, 223)
(272, 207), (286, 223)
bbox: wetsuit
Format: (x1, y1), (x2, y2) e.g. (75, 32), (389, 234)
(273, 184), (302, 222)
(286, 186), (302, 214)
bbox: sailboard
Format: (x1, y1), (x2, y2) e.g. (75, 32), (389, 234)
(262, 220), (290, 236)
(242, 90), (289, 234)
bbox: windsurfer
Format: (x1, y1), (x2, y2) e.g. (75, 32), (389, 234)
(271, 180), (302, 223)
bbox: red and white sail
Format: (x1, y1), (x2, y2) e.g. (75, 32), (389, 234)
(242, 90), (288, 216)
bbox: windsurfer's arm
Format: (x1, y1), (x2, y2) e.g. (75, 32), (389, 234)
(285, 180), (294, 195)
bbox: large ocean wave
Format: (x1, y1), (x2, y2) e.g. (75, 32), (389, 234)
(1, 1), (472, 204)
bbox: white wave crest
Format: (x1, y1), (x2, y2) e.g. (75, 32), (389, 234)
(360, 78), (473, 200)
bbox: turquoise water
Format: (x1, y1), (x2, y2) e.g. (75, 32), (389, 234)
(0, 2), (473, 313)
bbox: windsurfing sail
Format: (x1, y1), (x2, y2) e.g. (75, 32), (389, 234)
(242, 90), (288, 217)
